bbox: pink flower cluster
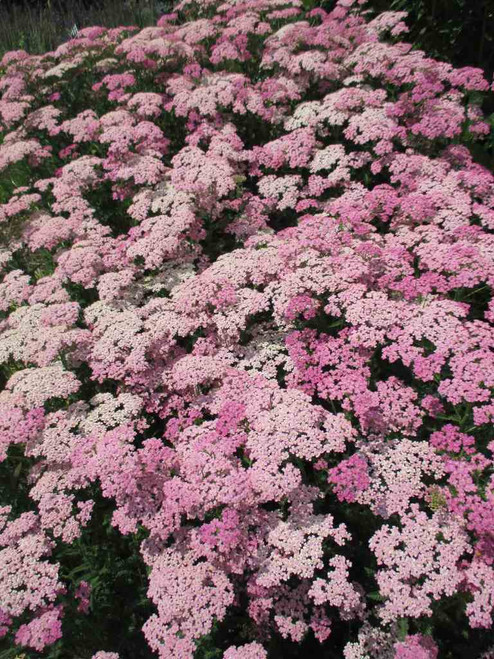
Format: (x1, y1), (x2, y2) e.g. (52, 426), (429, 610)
(0, 0), (493, 656)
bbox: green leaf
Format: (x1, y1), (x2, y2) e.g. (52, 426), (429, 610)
(397, 617), (409, 641)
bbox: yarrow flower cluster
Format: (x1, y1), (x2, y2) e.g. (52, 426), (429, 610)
(0, 0), (493, 656)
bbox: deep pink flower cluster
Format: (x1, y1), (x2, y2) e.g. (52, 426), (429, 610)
(0, 0), (493, 656)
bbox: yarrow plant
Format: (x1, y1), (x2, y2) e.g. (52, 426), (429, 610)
(0, 0), (493, 657)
